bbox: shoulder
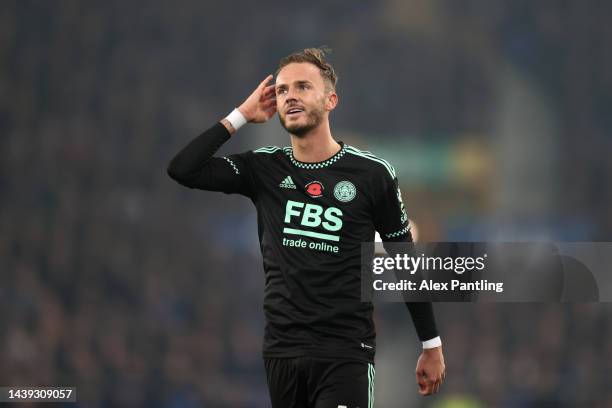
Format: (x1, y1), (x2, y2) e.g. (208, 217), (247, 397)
(343, 144), (397, 181)
(247, 145), (290, 162)
(252, 145), (285, 154)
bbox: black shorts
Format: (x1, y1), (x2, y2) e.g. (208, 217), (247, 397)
(264, 357), (375, 408)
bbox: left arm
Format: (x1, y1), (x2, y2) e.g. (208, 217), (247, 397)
(382, 237), (445, 396)
(374, 167), (446, 396)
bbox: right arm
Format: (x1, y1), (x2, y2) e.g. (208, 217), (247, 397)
(166, 121), (247, 193)
(166, 74), (277, 195)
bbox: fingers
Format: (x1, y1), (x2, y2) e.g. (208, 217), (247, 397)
(264, 102), (277, 112)
(262, 85), (275, 99)
(417, 377), (426, 395)
(259, 74), (273, 87)
(262, 90), (276, 103)
(262, 98), (276, 110)
(431, 372), (444, 394)
(418, 379), (436, 396)
(418, 382), (429, 395)
(264, 106), (277, 120)
(416, 371), (444, 396)
(416, 371), (430, 396)
(418, 382), (432, 396)
(248, 78), (276, 123)
(252, 74), (274, 102)
(263, 84), (276, 94)
(260, 84), (276, 107)
(433, 379), (440, 394)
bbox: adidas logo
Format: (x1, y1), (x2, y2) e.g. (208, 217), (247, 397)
(279, 176), (296, 189)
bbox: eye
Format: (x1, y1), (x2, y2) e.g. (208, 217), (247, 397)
(276, 88), (286, 95)
(299, 83), (309, 90)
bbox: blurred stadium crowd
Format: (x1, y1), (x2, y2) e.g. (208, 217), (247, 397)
(1, 0), (611, 406)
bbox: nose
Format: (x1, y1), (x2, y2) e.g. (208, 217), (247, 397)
(284, 95), (299, 109)
(284, 85), (299, 102)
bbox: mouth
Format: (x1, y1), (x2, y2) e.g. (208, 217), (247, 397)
(286, 107), (305, 117)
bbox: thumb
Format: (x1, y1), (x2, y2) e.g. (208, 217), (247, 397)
(417, 378), (428, 393)
(416, 371), (425, 385)
(418, 370), (433, 385)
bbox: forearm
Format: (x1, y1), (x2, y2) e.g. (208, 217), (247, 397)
(167, 121), (231, 181)
(405, 302), (439, 343)
(382, 237), (440, 345)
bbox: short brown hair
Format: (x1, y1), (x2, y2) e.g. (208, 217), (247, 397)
(276, 47), (338, 92)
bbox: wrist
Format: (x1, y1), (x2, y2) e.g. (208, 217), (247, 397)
(422, 336), (442, 349)
(224, 108), (247, 132)
(236, 105), (250, 122)
(220, 118), (236, 135)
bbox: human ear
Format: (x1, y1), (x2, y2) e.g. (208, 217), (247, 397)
(325, 92), (338, 111)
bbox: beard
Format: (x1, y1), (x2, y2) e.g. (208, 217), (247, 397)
(278, 104), (325, 138)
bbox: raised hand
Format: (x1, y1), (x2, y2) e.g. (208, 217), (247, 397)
(238, 74), (277, 123)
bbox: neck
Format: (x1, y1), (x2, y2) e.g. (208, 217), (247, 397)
(290, 120), (341, 163)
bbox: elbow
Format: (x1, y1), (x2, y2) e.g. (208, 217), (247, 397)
(167, 160), (200, 189)
(166, 162), (180, 181)
(166, 163), (178, 180)
(167, 159), (188, 183)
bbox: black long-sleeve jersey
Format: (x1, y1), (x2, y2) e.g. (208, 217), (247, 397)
(167, 122), (438, 363)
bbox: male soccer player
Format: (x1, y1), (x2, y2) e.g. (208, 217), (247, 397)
(167, 48), (445, 407)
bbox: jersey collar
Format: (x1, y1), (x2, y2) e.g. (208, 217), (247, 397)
(283, 142), (347, 170)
